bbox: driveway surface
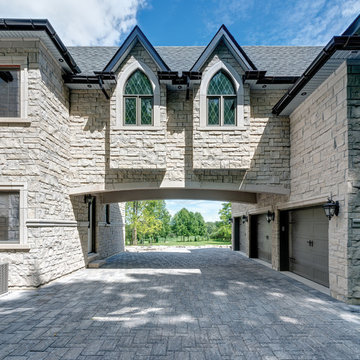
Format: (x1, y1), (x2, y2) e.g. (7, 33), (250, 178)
(0, 248), (360, 360)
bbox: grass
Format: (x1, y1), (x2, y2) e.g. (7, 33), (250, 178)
(126, 236), (231, 247)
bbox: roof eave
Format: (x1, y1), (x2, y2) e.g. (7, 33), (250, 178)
(0, 18), (81, 74)
(272, 35), (360, 115)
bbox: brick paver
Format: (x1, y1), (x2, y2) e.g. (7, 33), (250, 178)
(1, 248), (360, 359)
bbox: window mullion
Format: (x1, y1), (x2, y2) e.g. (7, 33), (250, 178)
(220, 96), (224, 126)
(136, 96), (140, 125)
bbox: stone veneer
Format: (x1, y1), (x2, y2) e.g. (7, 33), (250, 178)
(232, 60), (360, 304)
(0, 41), (124, 288)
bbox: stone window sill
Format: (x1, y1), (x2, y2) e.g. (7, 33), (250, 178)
(0, 118), (31, 125)
(114, 126), (162, 131)
(0, 244), (30, 251)
(197, 126), (245, 131)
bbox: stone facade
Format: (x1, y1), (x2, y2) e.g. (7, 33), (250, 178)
(0, 24), (358, 305)
(232, 60), (360, 304)
(0, 41), (125, 288)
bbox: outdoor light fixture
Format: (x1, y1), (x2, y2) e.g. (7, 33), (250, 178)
(323, 196), (339, 220)
(84, 194), (93, 204)
(266, 210), (275, 223)
(228, 217), (233, 224)
(241, 215), (248, 224)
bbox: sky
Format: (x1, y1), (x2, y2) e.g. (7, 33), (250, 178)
(165, 200), (224, 222)
(0, 0), (358, 221)
(0, 0), (358, 46)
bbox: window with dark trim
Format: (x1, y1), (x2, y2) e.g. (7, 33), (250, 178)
(0, 192), (20, 243)
(0, 66), (21, 117)
(105, 204), (111, 225)
(124, 70), (153, 126)
(207, 71), (236, 126)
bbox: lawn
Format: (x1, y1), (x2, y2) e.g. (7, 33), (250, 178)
(126, 236), (231, 247)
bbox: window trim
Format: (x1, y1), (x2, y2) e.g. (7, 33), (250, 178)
(0, 183), (28, 250)
(207, 94), (236, 126)
(115, 60), (160, 130)
(123, 94), (153, 126)
(0, 56), (29, 124)
(199, 60), (244, 129)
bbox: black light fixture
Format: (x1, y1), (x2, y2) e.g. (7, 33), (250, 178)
(266, 210), (275, 223)
(323, 196), (339, 220)
(228, 217), (233, 224)
(84, 194), (93, 204)
(241, 215), (248, 224)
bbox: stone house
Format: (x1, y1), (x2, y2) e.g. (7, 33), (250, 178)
(0, 16), (359, 303)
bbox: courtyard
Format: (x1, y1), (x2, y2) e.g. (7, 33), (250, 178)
(0, 248), (360, 359)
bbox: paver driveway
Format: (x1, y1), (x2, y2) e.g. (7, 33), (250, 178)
(1, 248), (360, 360)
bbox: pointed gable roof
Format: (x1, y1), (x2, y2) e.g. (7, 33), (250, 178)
(190, 25), (257, 72)
(103, 26), (170, 73)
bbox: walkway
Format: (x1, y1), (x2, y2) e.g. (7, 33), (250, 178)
(0, 248), (360, 359)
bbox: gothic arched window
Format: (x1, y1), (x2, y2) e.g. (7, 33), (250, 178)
(207, 71), (236, 126)
(124, 70), (153, 125)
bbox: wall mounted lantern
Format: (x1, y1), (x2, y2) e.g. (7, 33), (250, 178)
(241, 215), (248, 224)
(323, 196), (339, 220)
(266, 210), (275, 223)
(228, 217), (233, 224)
(84, 194), (94, 204)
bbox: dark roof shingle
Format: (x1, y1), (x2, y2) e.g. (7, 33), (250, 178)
(68, 45), (323, 77)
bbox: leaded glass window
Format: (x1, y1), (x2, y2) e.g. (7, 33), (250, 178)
(207, 71), (236, 126)
(0, 66), (20, 117)
(0, 192), (20, 243)
(124, 70), (153, 126)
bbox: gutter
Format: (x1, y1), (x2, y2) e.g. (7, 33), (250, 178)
(272, 35), (360, 115)
(244, 71), (299, 84)
(63, 72), (116, 99)
(0, 18), (80, 74)
(158, 71), (202, 83)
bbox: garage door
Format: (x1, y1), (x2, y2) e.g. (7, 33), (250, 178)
(256, 214), (272, 263)
(289, 207), (329, 287)
(239, 222), (247, 253)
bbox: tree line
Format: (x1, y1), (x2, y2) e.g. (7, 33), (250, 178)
(125, 200), (231, 245)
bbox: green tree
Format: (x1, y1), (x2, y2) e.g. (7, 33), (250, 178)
(212, 203), (232, 241)
(171, 208), (191, 240)
(126, 201), (146, 245)
(193, 212), (206, 239)
(126, 200), (172, 244)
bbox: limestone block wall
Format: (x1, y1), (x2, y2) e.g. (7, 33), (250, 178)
(109, 42), (167, 170)
(97, 201), (125, 258)
(347, 62), (360, 303)
(232, 61), (351, 302)
(0, 41), (87, 287)
(193, 42), (251, 170)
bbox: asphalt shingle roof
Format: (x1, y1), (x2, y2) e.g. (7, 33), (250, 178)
(68, 45), (323, 77)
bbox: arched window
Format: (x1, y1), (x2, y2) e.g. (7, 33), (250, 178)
(207, 71), (236, 126)
(124, 70), (153, 125)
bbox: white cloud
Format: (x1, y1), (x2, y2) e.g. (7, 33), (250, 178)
(0, 0), (147, 45)
(285, 0), (360, 45)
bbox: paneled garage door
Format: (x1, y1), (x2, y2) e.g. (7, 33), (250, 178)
(289, 207), (329, 287)
(254, 214), (272, 263)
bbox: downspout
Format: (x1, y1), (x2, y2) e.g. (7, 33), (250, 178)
(98, 75), (110, 100)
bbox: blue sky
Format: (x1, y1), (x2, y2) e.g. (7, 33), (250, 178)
(0, 0), (359, 46)
(0, 0), (358, 221)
